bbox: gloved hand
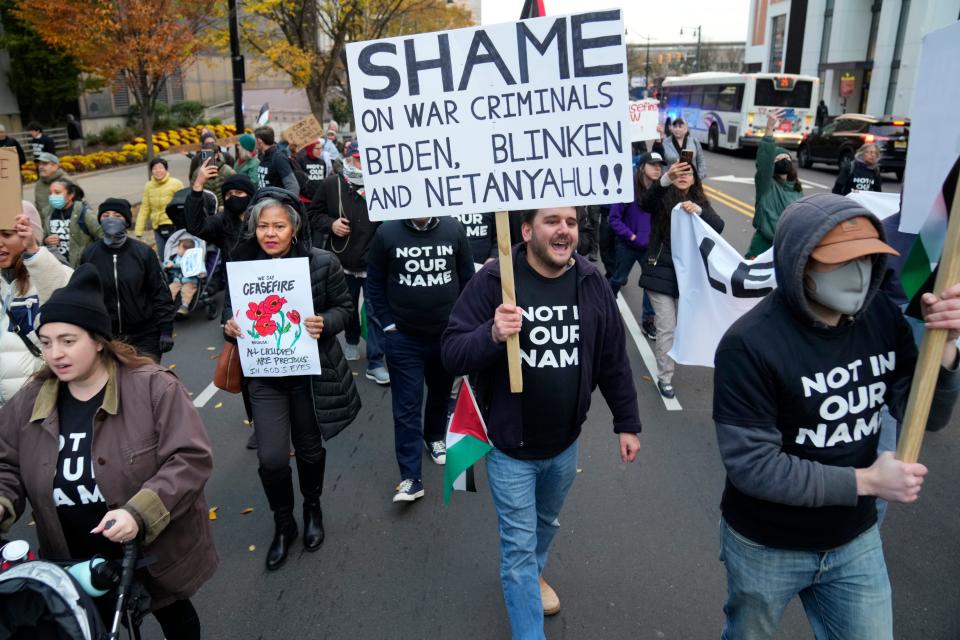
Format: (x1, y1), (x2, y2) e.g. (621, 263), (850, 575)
(159, 334), (175, 354)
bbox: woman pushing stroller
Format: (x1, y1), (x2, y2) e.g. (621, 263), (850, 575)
(0, 264), (217, 638)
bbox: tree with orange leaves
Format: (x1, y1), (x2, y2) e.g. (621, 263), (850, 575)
(14, 0), (216, 162)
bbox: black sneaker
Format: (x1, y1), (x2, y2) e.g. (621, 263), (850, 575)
(657, 381), (675, 399)
(392, 478), (424, 503)
(641, 320), (657, 340)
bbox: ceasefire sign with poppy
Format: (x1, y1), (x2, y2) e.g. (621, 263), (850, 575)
(245, 295), (304, 349)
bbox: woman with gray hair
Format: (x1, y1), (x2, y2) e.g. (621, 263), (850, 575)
(223, 188), (360, 570)
(833, 142), (883, 195)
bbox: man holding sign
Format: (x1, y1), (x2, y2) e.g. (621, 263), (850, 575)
(713, 194), (960, 639)
(442, 207), (641, 639)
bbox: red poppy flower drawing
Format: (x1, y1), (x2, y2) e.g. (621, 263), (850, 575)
(244, 294), (304, 349)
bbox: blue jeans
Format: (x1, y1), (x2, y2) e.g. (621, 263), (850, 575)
(344, 273), (384, 369)
(610, 239), (654, 320)
(486, 441), (579, 640)
(383, 330), (450, 480)
(719, 519), (892, 640)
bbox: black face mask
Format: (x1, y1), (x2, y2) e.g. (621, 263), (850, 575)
(774, 158), (792, 175)
(224, 195), (251, 217)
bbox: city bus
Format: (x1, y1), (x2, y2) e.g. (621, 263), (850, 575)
(660, 72), (820, 150)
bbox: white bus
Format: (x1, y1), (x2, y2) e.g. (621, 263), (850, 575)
(661, 72), (820, 150)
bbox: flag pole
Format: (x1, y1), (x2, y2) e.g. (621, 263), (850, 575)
(896, 177), (960, 463)
(495, 211), (523, 393)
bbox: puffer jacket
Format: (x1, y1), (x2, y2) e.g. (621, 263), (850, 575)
(135, 175), (185, 237)
(0, 248), (73, 406)
(226, 234), (361, 439)
(41, 200), (102, 267)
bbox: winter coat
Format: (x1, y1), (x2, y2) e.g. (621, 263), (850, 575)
(183, 189), (244, 263)
(0, 359), (218, 610)
(81, 238), (175, 339)
(832, 160), (882, 196)
(188, 159), (235, 206)
(640, 181), (725, 298)
(441, 245), (642, 450)
(608, 197), (653, 251)
(308, 173), (379, 273)
(236, 156), (261, 185)
(40, 200), (102, 267)
(662, 135), (708, 178)
(135, 175), (185, 236)
(226, 235), (361, 440)
(747, 135), (802, 257)
(0, 248), (72, 406)
(33, 169), (72, 215)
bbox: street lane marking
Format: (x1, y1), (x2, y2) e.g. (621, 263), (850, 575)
(616, 295), (682, 411)
(800, 178), (830, 190)
(704, 185), (755, 218)
(193, 382), (219, 408)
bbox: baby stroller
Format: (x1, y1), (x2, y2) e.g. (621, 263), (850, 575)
(161, 229), (222, 320)
(0, 540), (148, 639)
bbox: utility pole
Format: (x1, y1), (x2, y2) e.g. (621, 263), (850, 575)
(681, 26), (703, 72)
(228, 0), (245, 132)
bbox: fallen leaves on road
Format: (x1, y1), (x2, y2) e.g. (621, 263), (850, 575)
(214, 402), (223, 409)
(209, 507), (218, 521)
(168, 364), (177, 369)
(206, 346), (215, 351)
(243, 419), (251, 425)
(248, 545), (256, 552)
(241, 508), (254, 515)
(640, 375), (652, 382)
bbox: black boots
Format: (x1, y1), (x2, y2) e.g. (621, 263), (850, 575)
(296, 453), (326, 551)
(259, 466), (298, 571)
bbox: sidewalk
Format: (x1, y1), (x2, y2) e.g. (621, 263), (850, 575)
(23, 152), (195, 211)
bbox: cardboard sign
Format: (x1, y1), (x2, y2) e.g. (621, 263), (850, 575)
(628, 99), (659, 142)
(226, 257), (322, 377)
(282, 115), (324, 148)
(0, 147), (22, 230)
(345, 10), (633, 220)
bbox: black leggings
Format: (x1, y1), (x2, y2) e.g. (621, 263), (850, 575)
(247, 376), (325, 469)
(96, 597), (200, 639)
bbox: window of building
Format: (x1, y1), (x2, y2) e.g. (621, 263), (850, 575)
(769, 14), (787, 73)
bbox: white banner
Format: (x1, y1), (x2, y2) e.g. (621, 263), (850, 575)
(900, 21), (960, 234)
(628, 99), (659, 142)
(669, 207), (776, 367)
(179, 247), (205, 278)
(226, 257), (322, 377)
(345, 11), (633, 220)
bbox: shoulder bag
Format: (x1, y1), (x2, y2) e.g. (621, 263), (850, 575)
(213, 341), (243, 393)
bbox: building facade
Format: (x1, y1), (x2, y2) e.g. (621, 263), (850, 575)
(744, 0), (960, 117)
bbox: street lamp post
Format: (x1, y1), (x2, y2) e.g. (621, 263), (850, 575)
(228, 0), (245, 131)
(681, 26), (703, 72)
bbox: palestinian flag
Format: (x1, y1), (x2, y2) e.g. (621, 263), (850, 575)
(257, 102), (270, 126)
(520, 0), (546, 19)
(903, 157), (959, 319)
(443, 379), (492, 504)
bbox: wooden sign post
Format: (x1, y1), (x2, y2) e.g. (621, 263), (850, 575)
(896, 177), (960, 463)
(496, 211), (523, 393)
(0, 147), (22, 230)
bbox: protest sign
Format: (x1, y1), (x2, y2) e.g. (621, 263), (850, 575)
(180, 247), (205, 278)
(226, 257), (321, 377)
(628, 99), (659, 142)
(0, 147), (22, 229)
(282, 114), (324, 148)
(345, 10), (633, 221)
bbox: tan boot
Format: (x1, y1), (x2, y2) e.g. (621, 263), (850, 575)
(539, 576), (560, 616)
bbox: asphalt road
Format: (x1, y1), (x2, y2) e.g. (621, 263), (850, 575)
(8, 150), (959, 639)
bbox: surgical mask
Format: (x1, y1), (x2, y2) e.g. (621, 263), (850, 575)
(48, 194), (67, 210)
(342, 162), (363, 187)
(100, 216), (128, 249)
(224, 194), (251, 217)
(806, 258), (873, 316)
(774, 158), (792, 175)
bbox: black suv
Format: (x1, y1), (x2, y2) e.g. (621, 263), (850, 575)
(796, 114), (909, 181)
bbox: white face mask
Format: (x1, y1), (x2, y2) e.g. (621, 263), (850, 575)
(806, 258), (873, 316)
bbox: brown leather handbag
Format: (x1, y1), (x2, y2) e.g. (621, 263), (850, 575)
(213, 342), (243, 393)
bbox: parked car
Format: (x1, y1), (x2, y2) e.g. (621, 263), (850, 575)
(796, 114), (909, 181)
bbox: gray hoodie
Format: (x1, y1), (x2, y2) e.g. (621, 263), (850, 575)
(713, 193), (958, 550)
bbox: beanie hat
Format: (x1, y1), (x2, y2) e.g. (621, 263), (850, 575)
(221, 173), (256, 199)
(238, 134), (256, 152)
(39, 264), (113, 339)
(98, 198), (132, 226)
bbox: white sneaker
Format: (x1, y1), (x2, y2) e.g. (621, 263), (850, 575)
(392, 478), (424, 503)
(365, 366), (390, 385)
(343, 343), (360, 361)
(426, 440), (446, 465)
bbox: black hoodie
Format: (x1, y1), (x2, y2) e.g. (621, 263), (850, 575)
(713, 194), (959, 551)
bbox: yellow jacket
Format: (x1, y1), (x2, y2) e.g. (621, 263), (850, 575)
(136, 174), (184, 236)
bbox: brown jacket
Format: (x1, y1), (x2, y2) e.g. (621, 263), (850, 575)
(0, 360), (217, 609)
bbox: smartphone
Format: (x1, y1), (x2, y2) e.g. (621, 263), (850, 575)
(680, 150), (694, 165)
(199, 149), (214, 163)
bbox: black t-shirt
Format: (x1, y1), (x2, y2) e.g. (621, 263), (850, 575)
(31, 134), (56, 159)
(297, 153), (327, 201)
(454, 212), (496, 264)
(714, 291), (917, 550)
(53, 385), (117, 559)
(257, 146), (294, 189)
(48, 208), (71, 260)
(503, 253), (581, 460)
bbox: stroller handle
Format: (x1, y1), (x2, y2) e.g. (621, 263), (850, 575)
(106, 540), (140, 640)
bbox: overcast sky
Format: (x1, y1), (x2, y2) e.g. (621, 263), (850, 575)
(481, 0), (750, 44)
